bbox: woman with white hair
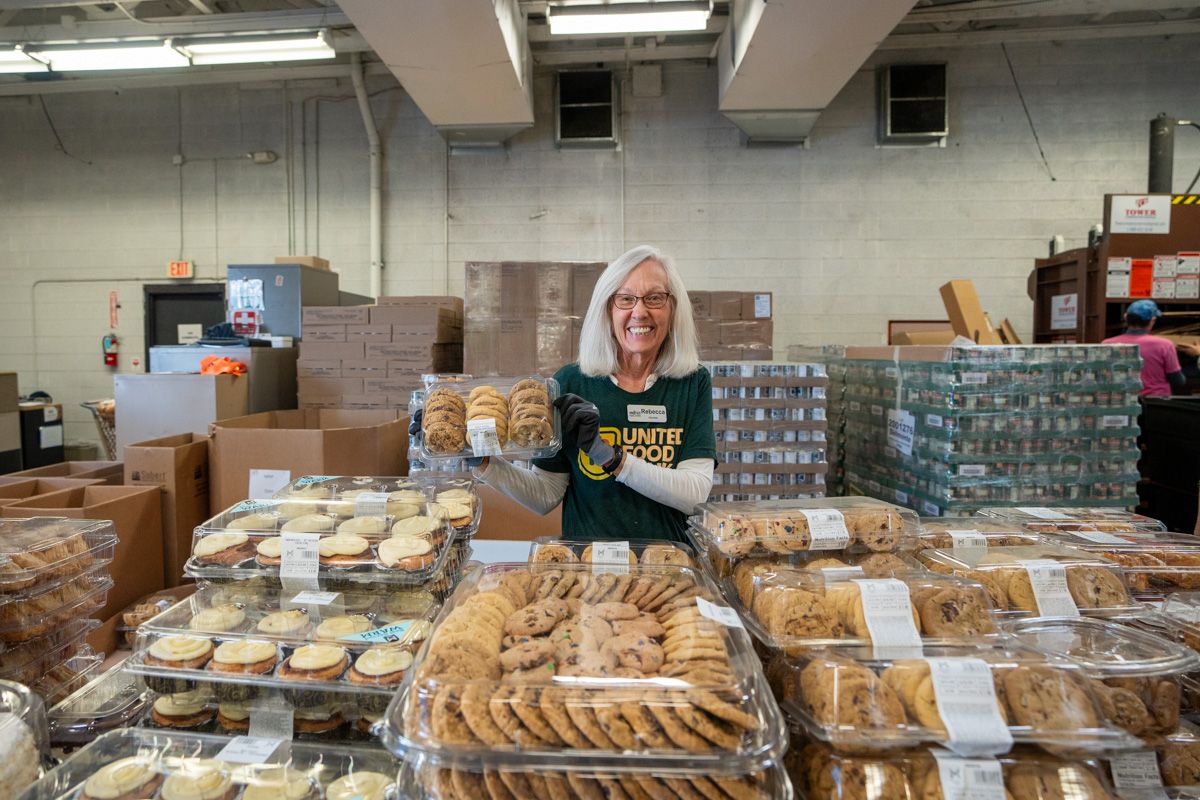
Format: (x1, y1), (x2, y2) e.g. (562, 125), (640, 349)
(474, 244), (716, 542)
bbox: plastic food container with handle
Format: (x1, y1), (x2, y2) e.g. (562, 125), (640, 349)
(0, 517), (118, 597)
(418, 376), (561, 462)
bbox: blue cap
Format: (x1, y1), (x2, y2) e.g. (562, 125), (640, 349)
(1127, 299), (1162, 321)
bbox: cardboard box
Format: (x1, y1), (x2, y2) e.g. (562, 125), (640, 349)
(299, 341), (366, 361)
(0, 373), (18, 412)
(695, 319), (721, 345)
(465, 317), (539, 376)
(375, 296), (464, 315)
(341, 360), (390, 378)
(208, 409), (409, 512)
(340, 394), (391, 410)
(364, 377), (425, 395)
(719, 320), (773, 347)
(114, 374), (248, 452)
(3, 485), (163, 617)
(893, 330), (958, 345)
(742, 292), (773, 320)
(475, 484), (562, 540)
(347, 324), (393, 342)
(298, 395), (342, 409)
(0, 411), (19, 456)
(939, 280), (1002, 345)
(0, 477), (105, 507)
(366, 342), (435, 361)
(391, 314), (464, 343)
(370, 305), (458, 326)
(298, 377), (364, 396)
(698, 346), (744, 361)
(710, 292), (743, 320)
(301, 324), (346, 342)
(570, 263), (607, 315)
(386, 345), (462, 374)
(276, 255), (330, 271)
(87, 584), (196, 656)
(296, 361), (342, 378)
(301, 306), (369, 325)
(7, 460), (123, 485)
(689, 291), (711, 319)
(124, 434), (210, 588)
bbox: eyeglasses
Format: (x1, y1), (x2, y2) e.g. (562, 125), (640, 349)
(611, 292), (671, 310)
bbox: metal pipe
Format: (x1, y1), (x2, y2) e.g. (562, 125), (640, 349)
(351, 51), (383, 299)
(1149, 113), (1175, 193)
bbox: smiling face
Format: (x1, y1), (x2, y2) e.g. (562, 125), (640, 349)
(610, 258), (673, 363)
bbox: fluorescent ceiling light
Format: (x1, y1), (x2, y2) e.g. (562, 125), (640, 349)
(177, 31), (335, 66)
(548, 1), (711, 35)
(32, 41), (189, 71)
(0, 46), (47, 73)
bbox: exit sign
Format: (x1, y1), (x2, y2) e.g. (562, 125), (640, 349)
(168, 260), (193, 278)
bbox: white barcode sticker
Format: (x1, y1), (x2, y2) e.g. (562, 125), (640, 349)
(1109, 751), (1168, 796)
(695, 597), (745, 629)
(1018, 559), (1079, 617)
(1016, 507), (1071, 520)
(248, 697), (294, 741)
(926, 658), (1013, 755)
(1101, 415), (1130, 429)
(931, 749), (1007, 800)
(216, 736), (284, 764)
(821, 566), (865, 582)
(248, 469), (291, 500)
(1070, 530), (1130, 545)
(960, 372), (988, 385)
(354, 492), (390, 518)
(926, 414), (944, 428)
(948, 530), (988, 561)
(591, 541), (631, 575)
(291, 590), (341, 606)
(799, 509), (850, 550)
(851, 579), (922, 657)
(280, 533), (320, 582)
(958, 465), (986, 478)
(466, 417), (503, 456)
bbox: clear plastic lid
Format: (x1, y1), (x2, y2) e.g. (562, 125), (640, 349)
(0, 516), (118, 596)
(1029, 542), (1200, 600)
(768, 645), (1141, 756)
(273, 475), (483, 538)
(186, 497), (460, 587)
(418, 376), (562, 462)
(689, 497), (920, 560)
(977, 506), (1168, 533)
(21, 728), (399, 800)
(741, 569), (1002, 654)
(916, 544), (1138, 618)
(37, 652), (106, 706)
(787, 741), (1117, 800)
(0, 619), (99, 685)
(382, 562), (787, 771)
(49, 664), (149, 747)
(723, 552), (926, 608)
(918, 517), (1044, 549)
(0, 566), (114, 643)
(1006, 617), (1200, 677)
(528, 538), (696, 569)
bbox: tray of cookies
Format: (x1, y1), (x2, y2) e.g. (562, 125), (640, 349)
(740, 569), (1003, 655)
(418, 376), (561, 461)
(916, 544), (1140, 619)
(528, 538), (696, 569)
(787, 741), (1117, 800)
(125, 584), (437, 712)
(917, 517), (1044, 550)
(273, 475), (483, 539)
(22, 728), (400, 800)
(381, 562), (788, 772)
(725, 552), (926, 609)
(977, 506), (1168, 534)
(1028, 541), (1200, 600)
(185, 496), (460, 587)
(767, 645), (1142, 756)
(0, 565), (113, 644)
(0, 618), (98, 683)
(0, 517), (117, 597)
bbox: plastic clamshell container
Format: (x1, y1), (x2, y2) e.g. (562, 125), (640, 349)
(977, 506), (1168, 534)
(741, 569), (1003, 654)
(37, 651), (106, 706)
(0, 565), (113, 644)
(0, 677), (49, 761)
(418, 375), (562, 462)
(398, 754), (795, 797)
(915, 544), (1139, 618)
(48, 664), (149, 748)
(787, 741), (1117, 800)
(21, 728), (400, 800)
(768, 644), (1141, 756)
(689, 497), (920, 562)
(273, 475), (483, 539)
(917, 517), (1044, 550)
(0, 516), (118, 596)
(185, 496), (460, 587)
(126, 584), (438, 710)
(528, 537), (697, 569)
(382, 562), (788, 772)
(1031, 540), (1200, 599)
(0, 619), (99, 685)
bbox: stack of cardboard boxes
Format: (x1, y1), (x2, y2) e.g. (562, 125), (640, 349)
(464, 261), (606, 376)
(0, 373), (19, 473)
(297, 297), (464, 409)
(690, 291), (774, 361)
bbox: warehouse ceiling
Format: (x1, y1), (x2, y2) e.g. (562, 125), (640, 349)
(1, 0), (1199, 139)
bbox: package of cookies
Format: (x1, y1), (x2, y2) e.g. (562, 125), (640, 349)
(916, 544), (1138, 618)
(273, 474), (484, 538)
(0, 618), (98, 687)
(528, 537), (696, 569)
(418, 376), (561, 461)
(0, 566), (113, 644)
(0, 517), (118, 597)
(787, 741), (1117, 800)
(1135, 720), (1200, 789)
(1006, 617), (1198, 741)
(769, 644), (1140, 756)
(21, 727), (399, 800)
(977, 506), (1168, 534)
(1021, 541), (1200, 600)
(740, 569), (1002, 654)
(383, 562), (788, 771)
(185, 496), (460, 587)
(918, 517), (1044, 550)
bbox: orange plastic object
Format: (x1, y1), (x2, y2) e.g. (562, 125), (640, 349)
(199, 355), (246, 376)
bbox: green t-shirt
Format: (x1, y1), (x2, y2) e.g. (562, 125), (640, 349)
(533, 362), (716, 543)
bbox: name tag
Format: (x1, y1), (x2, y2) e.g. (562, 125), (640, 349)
(627, 404), (667, 423)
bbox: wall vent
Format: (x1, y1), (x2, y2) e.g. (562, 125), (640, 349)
(877, 63), (947, 145)
(556, 69), (618, 147)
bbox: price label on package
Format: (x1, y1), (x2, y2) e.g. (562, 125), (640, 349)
(695, 597), (745, 629)
(280, 533), (320, 585)
(948, 530), (988, 561)
(217, 736), (284, 764)
(1018, 559), (1079, 617)
(1109, 751), (1169, 799)
(930, 749), (1007, 800)
(820, 566), (865, 582)
(466, 417), (503, 457)
(852, 579), (922, 657)
(926, 658), (1013, 756)
(248, 469), (291, 499)
(591, 541), (631, 575)
(291, 591), (341, 606)
(1070, 530), (1130, 545)
(800, 509), (850, 550)
(1015, 507), (1070, 520)
(354, 492), (390, 518)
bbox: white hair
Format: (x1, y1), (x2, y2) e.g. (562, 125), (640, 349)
(577, 244), (700, 379)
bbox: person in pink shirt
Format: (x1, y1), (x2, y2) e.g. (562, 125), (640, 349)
(1103, 299), (1193, 397)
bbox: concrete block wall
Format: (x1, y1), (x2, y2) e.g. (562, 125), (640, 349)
(1, 34), (1198, 446)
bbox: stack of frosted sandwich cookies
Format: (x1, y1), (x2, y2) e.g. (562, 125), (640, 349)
(507, 378), (554, 448)
(423, 388), (467, 455)
(466, 386), (509, 445)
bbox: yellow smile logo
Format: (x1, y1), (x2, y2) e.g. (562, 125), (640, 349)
(578, 427), (620, 480)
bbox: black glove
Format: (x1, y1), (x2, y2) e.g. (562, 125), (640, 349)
(554, 393), (615, 467)
(408, 408), (423, 436)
